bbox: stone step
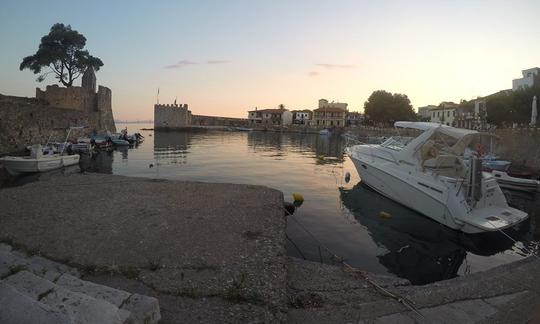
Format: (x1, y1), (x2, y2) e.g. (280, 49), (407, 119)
(0, 250), (79, 281)
(0, 282), (70, 324)
(0, 245), (161, 324)
(3, 270), (131, 324)
(56, 273), (161, 324)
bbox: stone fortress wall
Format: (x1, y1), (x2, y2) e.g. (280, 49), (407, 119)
(154, 103), (192, 129)
(0, 68), (116, 154)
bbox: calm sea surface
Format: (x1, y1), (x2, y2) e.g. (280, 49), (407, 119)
(6, 123), (540, 284)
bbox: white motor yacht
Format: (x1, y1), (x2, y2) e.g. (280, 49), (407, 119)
(346, 121), (528, 234)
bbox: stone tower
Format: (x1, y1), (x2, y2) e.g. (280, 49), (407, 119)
(81, 67), (96, 93)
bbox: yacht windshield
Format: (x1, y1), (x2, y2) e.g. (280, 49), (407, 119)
(380, 136), (413, 151)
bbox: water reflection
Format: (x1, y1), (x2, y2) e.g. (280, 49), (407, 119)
(340, 183), (529, 284)
(79, 151), (113, 174)
(246, 131), (346, 164)
(153, 131), (190, 165)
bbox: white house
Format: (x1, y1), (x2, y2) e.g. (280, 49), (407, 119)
(512, 67), (540, 91)
(430, 102), (458, 126)
(292, 110), (311, 125)
(247, 108), (292, 126)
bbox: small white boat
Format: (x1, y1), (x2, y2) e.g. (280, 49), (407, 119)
(491, 170), (540, 193)
(235, 127), (253, 132)
(2, 144), (80, 176)
(319, 129), (331, 136)
(70, 137), (93, 153)
(346, 121), (528, 234)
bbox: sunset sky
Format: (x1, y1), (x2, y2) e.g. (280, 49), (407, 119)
(1, 0), (539, 120)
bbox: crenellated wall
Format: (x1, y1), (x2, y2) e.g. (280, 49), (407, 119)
(0, 74), (116, 154)
(154, 103), (192, 129)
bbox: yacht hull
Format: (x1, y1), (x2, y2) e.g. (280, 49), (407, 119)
(348, 151), (528, 234)
(2, 155), (80, 175)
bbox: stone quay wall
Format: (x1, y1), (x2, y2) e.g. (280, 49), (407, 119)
(0, 83), (116, 154)
(495, 129), (540, 172)
(191, 114), (248, 126)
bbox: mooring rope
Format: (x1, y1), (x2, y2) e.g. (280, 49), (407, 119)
(487, 221), (540, 260)
(284, 207), (426, 319)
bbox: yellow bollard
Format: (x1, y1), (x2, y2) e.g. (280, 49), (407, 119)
(292, 192), (304, 203)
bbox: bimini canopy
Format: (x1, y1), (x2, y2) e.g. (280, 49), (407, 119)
(394, 121), (497, 156)
(394, 121), (478, 139)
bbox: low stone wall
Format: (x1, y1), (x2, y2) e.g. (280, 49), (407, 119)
(495, 129), (540, 172)
(192, 114), (248, 126)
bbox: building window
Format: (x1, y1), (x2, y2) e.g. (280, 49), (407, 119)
(437, 112), (440, 117)
(447, 111), (450, 117)
(453, 111), (455, 117)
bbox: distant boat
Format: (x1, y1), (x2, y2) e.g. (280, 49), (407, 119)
(319, 129), (331, 136)
(111, 138), (130, 146)
(235, 127), (253, 131)
(1, 144), (79, 176)
(491, 170), (540, 193)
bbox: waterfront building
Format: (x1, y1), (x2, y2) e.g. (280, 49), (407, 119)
(154, 103), (192, 129)
(346, 112), (364, 126)
(312, 107), (347, 127)
(429, 102), (458, 126)
(291, 110), (312, 125)
(417, 105), (437, 120)
(512, 67), (540, 91)
(312, 99), (348, 127)
(247, 108), (292, 126)
(318, 98), (348, 110)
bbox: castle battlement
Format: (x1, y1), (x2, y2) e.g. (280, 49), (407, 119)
(0, 68), (116, 153)
(154, 102), (192, 129)
(154, 103), (189, 109)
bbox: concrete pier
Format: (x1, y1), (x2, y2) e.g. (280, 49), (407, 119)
(0, 173), (288, 322)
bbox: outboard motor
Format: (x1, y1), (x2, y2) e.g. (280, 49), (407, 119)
(466, 157), (483, 204)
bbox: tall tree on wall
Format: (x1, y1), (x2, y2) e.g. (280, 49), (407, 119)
(20, 23), (103, 87)
(364, 90), (415, 126)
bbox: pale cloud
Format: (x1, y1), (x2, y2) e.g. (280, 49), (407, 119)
(315, 63), (356, 69)
(163, 60), (198, 69)
(308, 71), (319, 77)
(164, 59), (230, 68)
(206, 60), (230, 64)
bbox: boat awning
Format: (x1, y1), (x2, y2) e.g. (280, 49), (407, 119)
(394, 121), (478, 139)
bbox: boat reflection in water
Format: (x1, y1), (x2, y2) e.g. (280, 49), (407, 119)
(79, 151), (114, 174)
(340, 183), (530, 285)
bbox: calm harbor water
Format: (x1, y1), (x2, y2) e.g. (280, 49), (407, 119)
(5, 123), (540, 284)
